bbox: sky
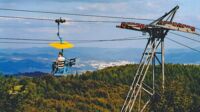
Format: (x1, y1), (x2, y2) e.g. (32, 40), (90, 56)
(0, 0), (199, 49)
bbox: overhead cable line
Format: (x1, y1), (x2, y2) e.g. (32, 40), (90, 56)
(0, 36), (148, 44)
(0, 38), (146, 44)
(75, 37), (148, 43)
(0, 42), (48, 44)
(0, 15), (54, 21)
(0, 37), (57, 42)
(166, 37), (200, 53)
(0, 8), (154, 21)
(0, 36), (147, 42)
(0, 15), (124, 23)
(1, 8), (200, 30)
(170, 32), (200, 43)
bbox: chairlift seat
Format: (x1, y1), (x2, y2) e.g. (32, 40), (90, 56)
(52, 58), (76, 76)
(57, 60), (65, 68)
(52, 60), (68, 76)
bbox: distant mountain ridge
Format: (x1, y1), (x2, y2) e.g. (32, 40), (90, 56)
(0, 47), (200, 74)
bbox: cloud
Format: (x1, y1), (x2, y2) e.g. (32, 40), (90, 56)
(0, 0), (129, 3)
(76, 2), (128, 12)
(0, 0), (199, 49)
(88, 60), (132, 69)
(74, 0), (179, 20)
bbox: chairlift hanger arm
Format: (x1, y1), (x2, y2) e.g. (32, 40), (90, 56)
(55, 18), (66, 39)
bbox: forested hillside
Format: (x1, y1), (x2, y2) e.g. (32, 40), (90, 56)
(0, 64), (200, 112)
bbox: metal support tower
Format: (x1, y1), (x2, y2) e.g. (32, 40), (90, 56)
(120, 6), (179, 112)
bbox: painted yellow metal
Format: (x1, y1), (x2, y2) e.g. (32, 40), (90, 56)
(49, 41), (74, 49)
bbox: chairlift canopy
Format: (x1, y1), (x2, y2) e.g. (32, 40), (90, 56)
(49, 41), (74, 49)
